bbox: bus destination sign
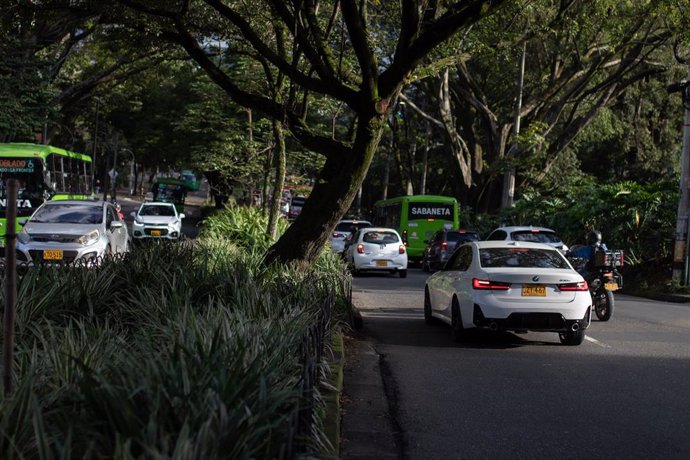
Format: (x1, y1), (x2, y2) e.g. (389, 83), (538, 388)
(0, 158), (36, 173)
(408, 203), (454, 220)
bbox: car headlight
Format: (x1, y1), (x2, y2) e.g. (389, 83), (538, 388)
(134, 217), (144, 225)
(76, 230), (100, 246)
(17, 230), (30, 244)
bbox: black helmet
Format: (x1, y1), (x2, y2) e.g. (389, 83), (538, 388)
(587, 230), (602, 246)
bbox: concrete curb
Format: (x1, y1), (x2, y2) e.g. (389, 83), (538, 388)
(340, 333), (398, 460)
(621, 289), (690, 304)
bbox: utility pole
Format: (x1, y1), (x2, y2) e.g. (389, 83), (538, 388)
(669, 68), (690, 284)
(501, 41), (527, 209)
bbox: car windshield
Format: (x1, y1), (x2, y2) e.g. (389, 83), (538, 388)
(447, 232), (479, 242)
(363, 231), (399, 244)
(336, 221), (372, 232)
(30, 203), (102, 224)
(480, 247), (569, 269)
(139, 205), (176, 216)
(511, 230), (562, 244)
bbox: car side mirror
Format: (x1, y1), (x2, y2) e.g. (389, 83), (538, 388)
(179, 213), (185, 219)
(130, 211), (136, 217)
(110, 221), (124, 229)
(18, 219), (28, 226)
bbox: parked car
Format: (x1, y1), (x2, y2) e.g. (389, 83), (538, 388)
(288, 196), (306, 219)
(484, 226), (569, 252)
(16, 200), (130, 266)
(344, 227), (408, 278)
(422, 229), (480, 272)
(131, 202), (185, 241)
(330, 219), (373, 254)
(424, 241), (591, 345)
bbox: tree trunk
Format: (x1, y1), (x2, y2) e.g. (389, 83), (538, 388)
(265, 113), (386, 264)
(267, 119), (286, 239)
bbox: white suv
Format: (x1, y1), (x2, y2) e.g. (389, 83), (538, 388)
(484, 226), (568, 252)
(131, 202), (185, 241)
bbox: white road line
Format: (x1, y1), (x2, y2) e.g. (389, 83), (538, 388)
(585, 335), (611, 348)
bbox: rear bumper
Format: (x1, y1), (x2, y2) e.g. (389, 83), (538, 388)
(472, 304), (591, 332)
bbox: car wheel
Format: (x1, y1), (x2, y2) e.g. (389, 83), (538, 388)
(399, 269), (407, 278)
(422, 257), (430, 273)
(424, 289), (433, 325)
(559, 328), (585, 346)
(451, 297), (465, 342)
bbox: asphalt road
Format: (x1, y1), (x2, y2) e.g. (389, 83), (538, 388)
(352, 269), (690, 459)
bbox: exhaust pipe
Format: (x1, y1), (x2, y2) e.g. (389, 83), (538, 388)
(571, 323), (580, 332)
(489, 322), (498, 331)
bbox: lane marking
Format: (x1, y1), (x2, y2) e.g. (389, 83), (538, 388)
(585, 335), (611, 348)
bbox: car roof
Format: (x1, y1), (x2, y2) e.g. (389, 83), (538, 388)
(338, 219), (372, 224)
(141, 201), (175, 207)
(358, 227), (400, 234)
(42, 200), (105, 207)
(471, 240), (563, 250)
(491, 226), (556, 233)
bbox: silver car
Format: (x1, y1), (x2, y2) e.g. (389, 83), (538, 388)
(131, 202), (185, 241)
(16, 200), (130, 265)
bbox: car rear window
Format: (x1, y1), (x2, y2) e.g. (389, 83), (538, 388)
(447, 232), (479, 242)
(363, 231), (400, 244)
(511, 230), (562, 244)
(291, 197), (305, 206)
(479, 248), (569, 269)
(336, 221), (372, 232)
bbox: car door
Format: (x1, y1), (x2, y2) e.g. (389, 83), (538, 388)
(431, 245), (471, 321)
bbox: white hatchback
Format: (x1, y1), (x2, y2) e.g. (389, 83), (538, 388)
(131, 202), (185, 241)
(424, 241), (592, 345)
(344, 227), (408, 278)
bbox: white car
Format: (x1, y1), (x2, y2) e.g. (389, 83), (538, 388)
(424, 241), (591, 345)
(485, 226), (569, 252)
(131, 202), (185, 241)
(344, 227), (408, 278)
(16, 200), (130, 266)
(330, 219), (372, 253)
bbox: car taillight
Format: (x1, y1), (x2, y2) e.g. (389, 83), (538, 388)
(357, 243), (365, 254)
(472, 278), (511, 290)
(441, 242), (448, 250)
(399, 245), (406, 254)
(559, 280), (589, 291)
(332, 232), (343, 238)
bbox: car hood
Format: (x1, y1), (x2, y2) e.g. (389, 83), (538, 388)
(137, 216), (178, 225)
(24, 222), (102, 236)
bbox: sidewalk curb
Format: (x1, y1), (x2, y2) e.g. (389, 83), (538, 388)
(340, 329), (398, 460)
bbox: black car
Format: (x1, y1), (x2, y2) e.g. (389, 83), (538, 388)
(422, 229), (480, 272)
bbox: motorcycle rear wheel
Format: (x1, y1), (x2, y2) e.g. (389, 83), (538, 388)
(594, 289), (614, 321)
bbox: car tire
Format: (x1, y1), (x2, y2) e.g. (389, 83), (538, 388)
(559, 328), (585, 346)
(451, 297), (465, 342)
(424, 289), (433, 325)
(399, 269), (407, 278)
(422, 258), (430, 273)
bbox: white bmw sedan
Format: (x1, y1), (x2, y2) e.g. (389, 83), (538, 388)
(425, 241), (592, 345)
(344, 227), (408, 278)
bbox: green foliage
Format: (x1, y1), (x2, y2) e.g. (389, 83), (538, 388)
(0, 236), (350, 458)
(197, 205), (289, 252)
(493, 180), (678, 265)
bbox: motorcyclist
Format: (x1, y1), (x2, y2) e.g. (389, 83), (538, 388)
(568, 229), (608, 276)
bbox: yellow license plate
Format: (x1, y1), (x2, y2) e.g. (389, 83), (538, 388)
(43, 250), (63, 261)
(522, 285), (546, 296)
(375, 260), (388, 267)
(151, 230), (162, 236)
(604, 282), (619, 291)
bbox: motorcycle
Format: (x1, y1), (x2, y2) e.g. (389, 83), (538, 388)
(567, 248), (624, 321)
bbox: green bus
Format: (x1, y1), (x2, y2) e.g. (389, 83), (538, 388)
(373, 195), (460, 260)
(0, 143), (94, 238)
(151, 177), (187, 213)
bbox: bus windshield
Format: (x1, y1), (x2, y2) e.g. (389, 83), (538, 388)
(0, 158), (47, 213)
